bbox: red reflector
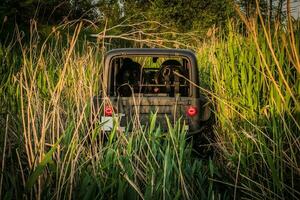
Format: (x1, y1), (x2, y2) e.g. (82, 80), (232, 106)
(186, 106), (198, 117)
(104, 106), (113, 116)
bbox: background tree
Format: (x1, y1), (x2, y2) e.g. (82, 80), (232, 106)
(236, 0), (288, 22)
(123, 0), (235, 34)
(0, 0), (98, 25)
(0, 0), (235, 38)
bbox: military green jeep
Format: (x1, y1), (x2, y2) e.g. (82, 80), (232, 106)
(95, 48), (212, 135)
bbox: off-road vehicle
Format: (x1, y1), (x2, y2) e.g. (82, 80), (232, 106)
(96, 48), (212, 135)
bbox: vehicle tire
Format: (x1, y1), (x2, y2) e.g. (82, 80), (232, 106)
(191, 114), (216, 159)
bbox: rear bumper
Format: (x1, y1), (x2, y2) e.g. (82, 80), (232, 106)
(93, 96), (211, 134)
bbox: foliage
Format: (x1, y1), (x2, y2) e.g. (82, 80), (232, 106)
(0, 0), (97, 25)
(123, 0), (235, 33)
(0, 0), (235, 37)
(0, 23), (225, 199)
(197, 14), (300, 199)
(0, 4), (300, 200)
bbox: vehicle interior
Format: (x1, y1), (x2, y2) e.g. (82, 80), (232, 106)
(109, 56), (191, 97)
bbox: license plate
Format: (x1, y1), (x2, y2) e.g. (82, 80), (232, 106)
(101, 116), (113, 131)
(101, 114), (126, 131)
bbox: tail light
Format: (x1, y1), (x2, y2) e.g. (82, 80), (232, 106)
(104, 105), (113, 116)
(186, 106), (198, 117)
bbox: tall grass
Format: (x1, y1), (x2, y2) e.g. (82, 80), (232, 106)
(197, 14), (300, 199)
(0, 23), (222, 199)
(0, 13), (299, 200)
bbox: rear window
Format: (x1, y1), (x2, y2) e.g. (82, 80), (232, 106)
(109, 56), (191, 97)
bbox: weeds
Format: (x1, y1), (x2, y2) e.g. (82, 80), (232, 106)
(0, 9), (299, 200)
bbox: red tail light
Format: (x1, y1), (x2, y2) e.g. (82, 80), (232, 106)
(104, 106), (113, 116)
(186, 106), (198, 117)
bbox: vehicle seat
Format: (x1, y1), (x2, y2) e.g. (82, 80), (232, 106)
(116, 58), (142, 96)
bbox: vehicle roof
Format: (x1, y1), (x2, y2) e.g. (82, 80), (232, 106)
(105, 48), (197, 61)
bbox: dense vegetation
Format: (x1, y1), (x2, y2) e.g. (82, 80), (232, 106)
(0, 0), (299, 199)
